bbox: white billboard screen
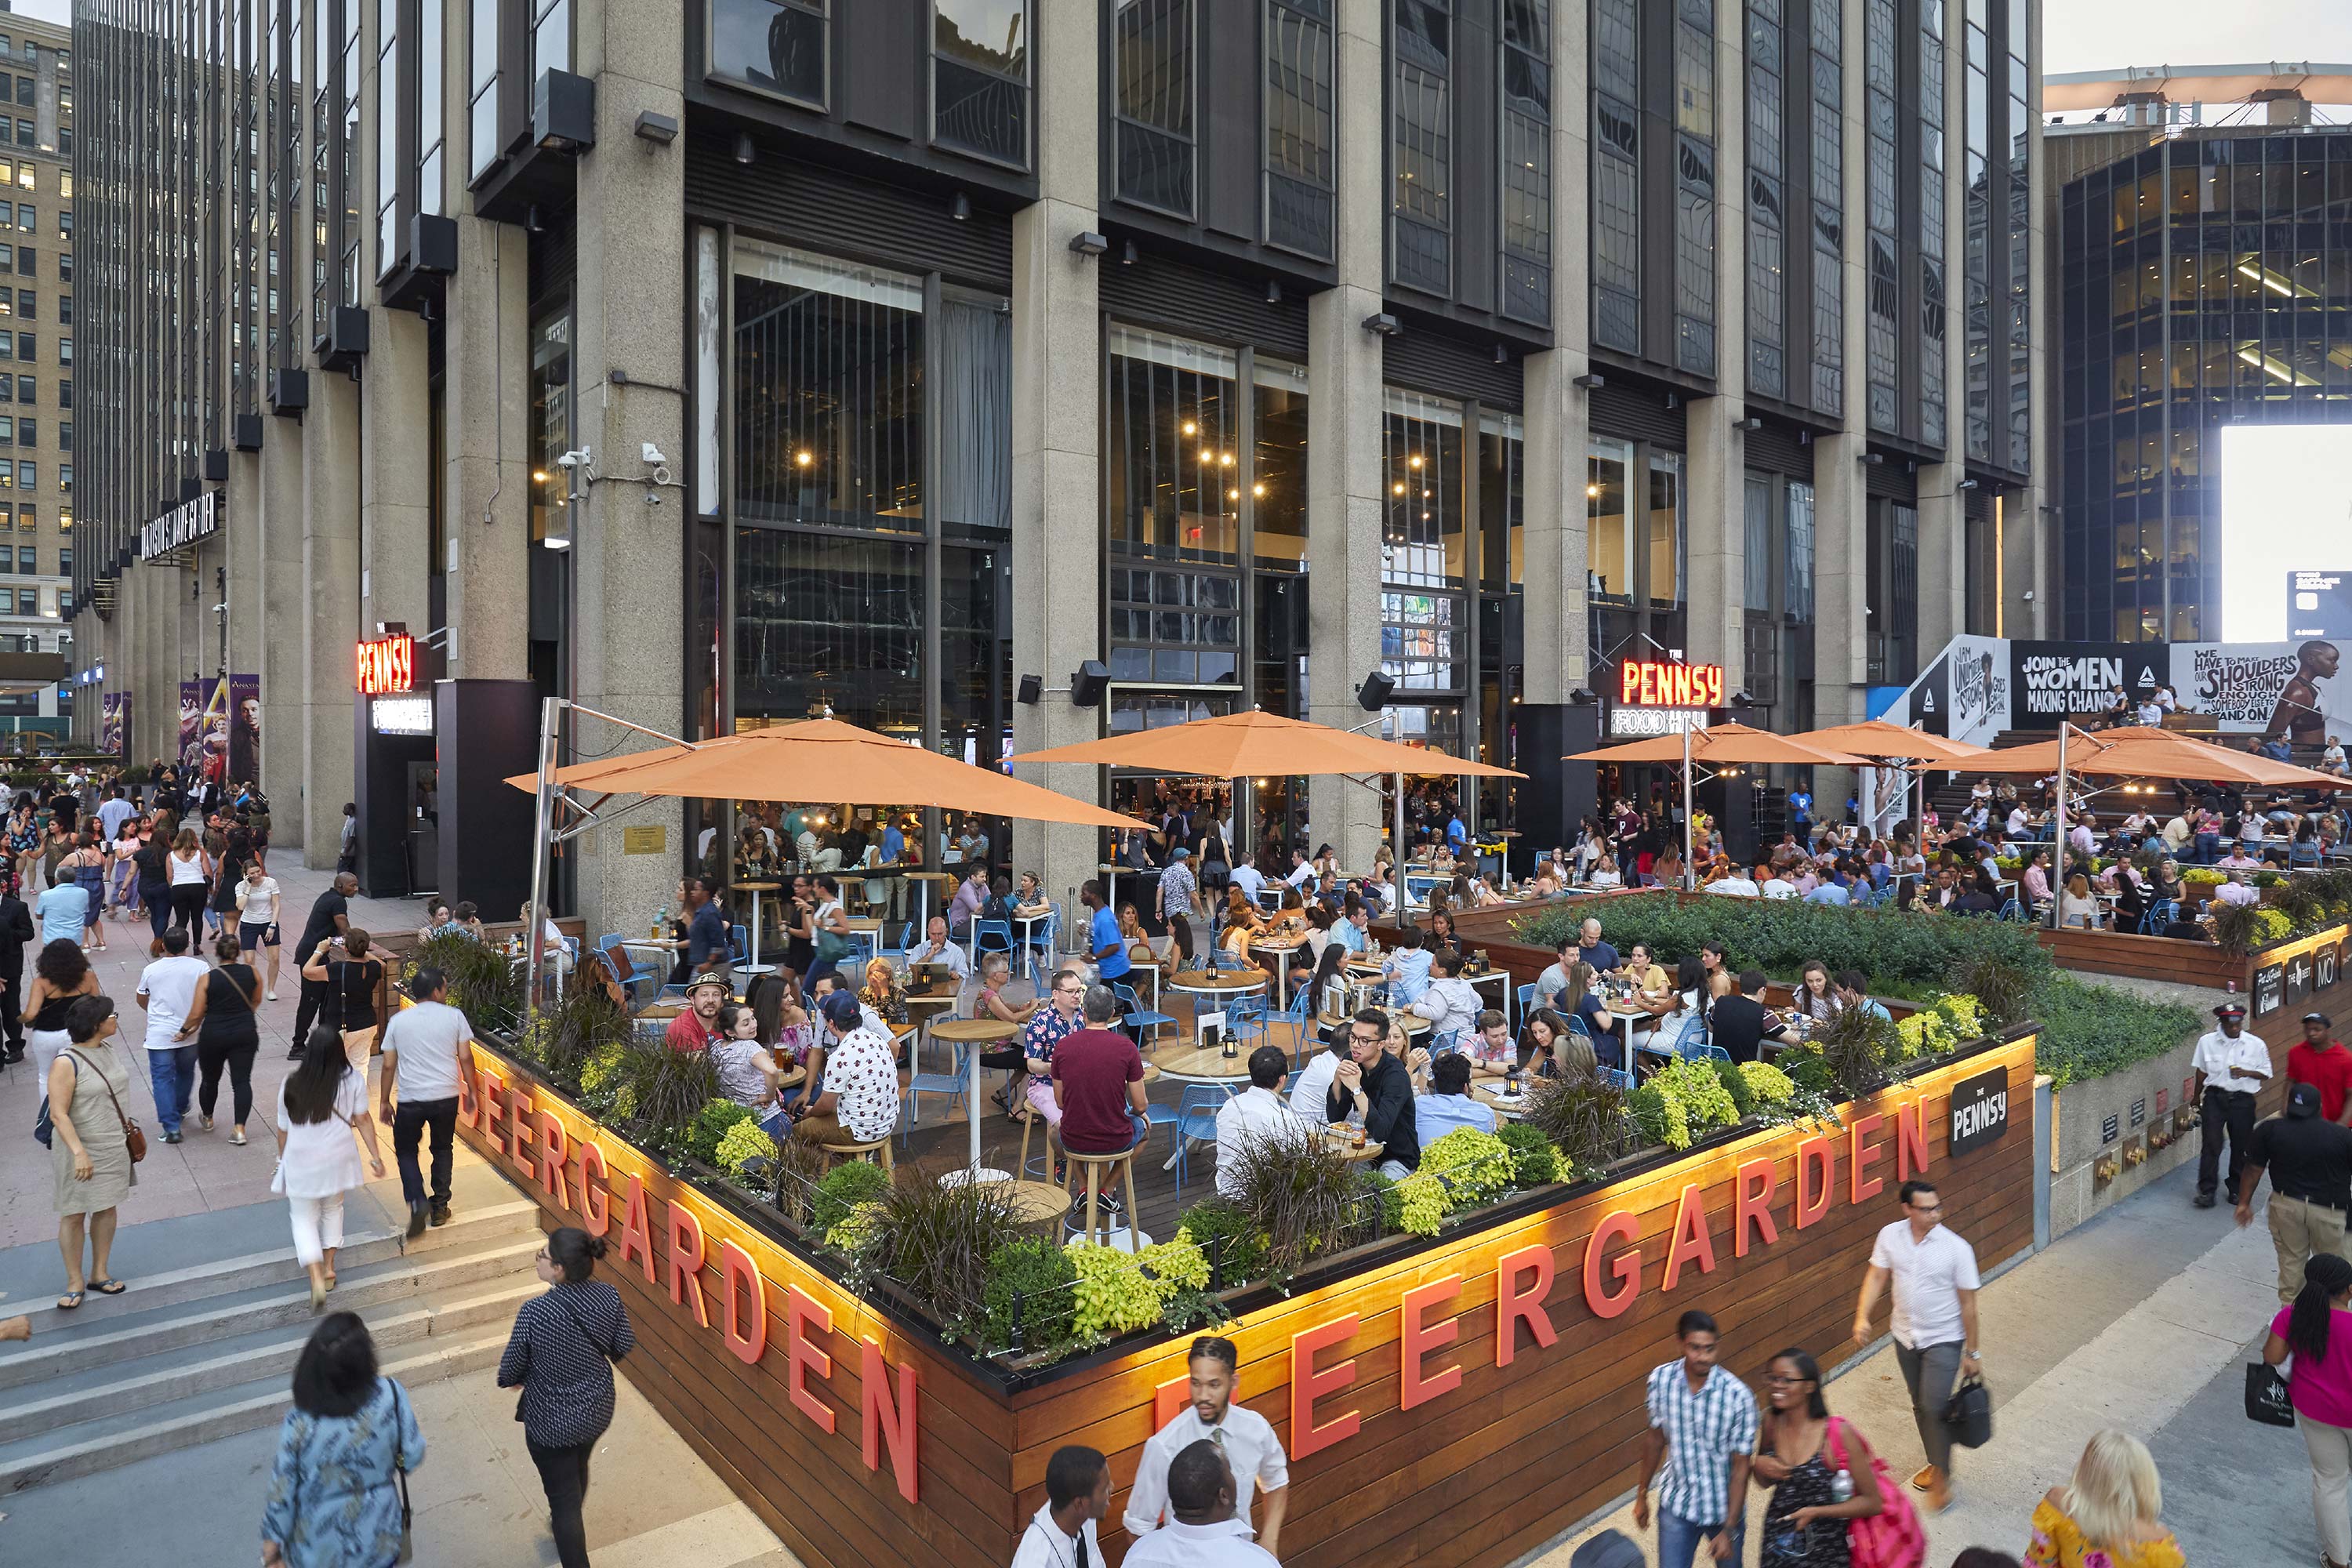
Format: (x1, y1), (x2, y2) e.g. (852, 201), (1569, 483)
(2218, 423), (2352, 641)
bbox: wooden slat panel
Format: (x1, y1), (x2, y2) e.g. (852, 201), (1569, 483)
(459, 1033), (2034, 1568)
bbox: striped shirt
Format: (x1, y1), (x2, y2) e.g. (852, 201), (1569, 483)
(497, 1280), (635, 1448)
(1644, 1359), (1759, 1526)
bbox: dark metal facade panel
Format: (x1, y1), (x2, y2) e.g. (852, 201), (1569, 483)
(841, 2), (921, 143)
(1380, 332), (1524, 409)
(1744, 420), (1814, 481)
(1099, 260), (1310, 359)
(1588, 378), (1688, 449)
(684, 140), (1014, 291)
(529, 224), (579, 309)
(1865, 456), (1920, 502)
(1200, 12), (1258, 243)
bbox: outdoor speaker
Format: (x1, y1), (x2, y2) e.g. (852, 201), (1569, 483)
(1070, 661), (1109, 707)
(1017, 673), (1042, 705)
(1357, 670), (1396, 711)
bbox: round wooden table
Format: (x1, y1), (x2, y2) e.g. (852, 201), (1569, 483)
(929, 1017), (1018, 1047)
(1471, 1081), (1530, 1118)
(1323, 1127), (1385, 1163)
(1319, 1007), (1433, 1038)
(774, 1065), (807, 1091)
(1146, 1041), (1254, 1086)
(1002, 1178), (1071, 1225)
(1167, 970), (1269, 999)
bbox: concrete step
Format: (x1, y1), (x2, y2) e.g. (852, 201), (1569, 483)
(0, 1328), (514, 1494)
(0, 1277), (538, 1438)
(9, 1197), (540, 1340)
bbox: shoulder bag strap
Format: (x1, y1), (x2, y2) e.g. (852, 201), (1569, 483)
(549, 1287), (617, 1361)
(64, 1048), (136, 1142)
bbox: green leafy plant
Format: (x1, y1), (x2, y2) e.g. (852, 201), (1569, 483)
(1392, 1172), (1448, 1236)
(1066, 1229), (1214, 1343)
(1521, 1071), (1638, 1176)
(980, 1236), (1080, 1358)
(1648, 1057), (1740, 1139)
(1418, 1128), (1519, 1206)
(1806, 997), (1900, 1100)
(1738, 1060), (1795, 1106)
(1953, 953), (2033, 1033)
(1713, 1057), (1757, 1120)
(825, 1200), (887, 1253)
(1627, 1083), (1688, 1150)
(2030, 973), (2200, 1090)
(1177, 1196), (1272, 1289)
(617, 1038), (723, 1155)
(713, 1117), (777, 1178)
(1360, 1170), (1405, 1232)
(811, 1160), (892, 1236)
(2209, 900), (2266, 956)
(684, 1098), (754, 1166)
(524, 985), (627, 1091)
(845, 1174), (1029, 1338)
(576, 1043), (628, 1112)
(1495, 1120), (1565, 1187)
(763, 1131), (831, 1225)
(411, 933), (525, 1036)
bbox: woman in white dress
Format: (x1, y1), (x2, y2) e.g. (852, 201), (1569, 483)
(274, 1025), (385, 1312)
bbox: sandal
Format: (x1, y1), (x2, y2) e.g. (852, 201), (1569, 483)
(87, 1278), (125, 1295)
(55, 1290), (82, 1310)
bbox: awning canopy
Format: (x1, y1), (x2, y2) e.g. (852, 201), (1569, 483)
(1007, 709), (1523, 779)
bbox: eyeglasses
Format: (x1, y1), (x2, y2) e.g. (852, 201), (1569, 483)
(1763, 1373), (1813, 1385)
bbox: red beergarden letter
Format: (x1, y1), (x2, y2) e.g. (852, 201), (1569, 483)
(1795, 1136), (1835, 1229)
(579, 1142), (611, 1236)
(536, 1111), (569, 1210)
(786, 1286), (836, 1433)
(1582, 1210), (1642, 1319)
(1734, 1156), (1779, 1258)
(1661, 1183), (1719, 1292)
(1400, 1276), (1464, 1410)
(1495, 1244), (1558, 1366)
(1896, 1100), (1929, 1181)
(1289, 1313), (1360, 1459)
(615, 1173), (655, 1284)
(718, 1240), (766, 1365)
(1849, 1113), (1886, 1204)
(862, 1339), (920, 1503)
(666, 1203), (710, 1329)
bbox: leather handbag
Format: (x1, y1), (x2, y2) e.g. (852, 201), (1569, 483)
(65, 1048), (145, 1164)
(2247, 1362), (2297, 1428)
(1941, 1372), (1993, 1449)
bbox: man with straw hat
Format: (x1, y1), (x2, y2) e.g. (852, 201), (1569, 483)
(663, 975), (729, 1054)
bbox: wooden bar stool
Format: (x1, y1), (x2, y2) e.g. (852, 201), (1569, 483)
(820, 1136), (895, 1174)
(1061, 1143), (1141, 1249)
(1015, 1106), (1056, 1182)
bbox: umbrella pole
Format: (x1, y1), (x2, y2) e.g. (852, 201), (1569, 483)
(2049, 722), (2071, 931)
(1395, 771), (1412, 929)
(1682, 724), (1695, 889)
(524, 695), (562, 1026)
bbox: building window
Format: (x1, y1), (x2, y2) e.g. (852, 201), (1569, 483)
(56, 420), (65, 450)
(1785, 480), (1815, 622)
(931, 0), (1031, 169)
(53, 252), (65, 283)
(732, 244), (924, 530)
(1809, 13), (1842, 413)
(53, 294), (64, 326)
(16, 418), (31, 447)
(16, 291), (29, 321)
(15, 545), (31, 572)
(1919, 0), (1947, 448)
(1391, 0), (1453, 295)
(1499, 0), (1551, 325)
(1863, 0), (1898, 432)
(54, 337), (64, 365)
(54, 379), (64, 407)
(1112, 0), (1195, 218)
(1673, 0), (1716, 375)
(14, 588), (31, 615)
(532, 0), (568, 78)
(1963, 0), (1991, 460)
(1264, 0), (1334, 260)
(468, 0), (499, 179)
(15, 245), (29, 276)
(0, 415), (16, 443)
(419, 0), (445, 213)
(54, 463), (65, 492)
(1745, 0), (1785, 400)
(708, 0), (824, 107)
(13, 205), (26, 233)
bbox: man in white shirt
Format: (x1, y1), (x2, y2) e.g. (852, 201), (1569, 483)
(2326, 736), (2348, 773)
(1124, 1336), (1288, 1555)
(1759, 867), (1798, 898)
(1011, 1446), (1110, 1568)
(2004, 805), (2030, 840)
(376, 966), (476, 1238)
(1852, 1179), (1982, 1512)
(1123, 1443), (1279, 1568)
(1282, 849), (1316, 891)
(1214, 1047), (1308, 1198)
(2215, 869), (2262, 906)
(902, 915), (971, 983)
(136, 926), (212, 1143)
(2190, 999), (2271, 1208)
(1704, 868), (1761, 898)
(95, 786), (135, 844)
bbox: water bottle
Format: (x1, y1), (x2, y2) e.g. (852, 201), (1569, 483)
(1830, 1468), (1854, 1503)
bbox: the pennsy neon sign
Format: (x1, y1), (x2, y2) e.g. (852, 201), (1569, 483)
(1618, 659), (1725, 710)
(355, 633), (416, 696)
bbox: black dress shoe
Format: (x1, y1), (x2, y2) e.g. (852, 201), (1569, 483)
(406, 1202), (429, 1240)
(2193, 1192), (2216, 1208)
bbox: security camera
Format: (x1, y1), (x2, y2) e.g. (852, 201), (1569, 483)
(641, 441), (666, 466)
(555, 447), (590, 470)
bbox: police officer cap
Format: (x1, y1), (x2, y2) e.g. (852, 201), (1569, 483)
(2214, 1000), (2246, 1019)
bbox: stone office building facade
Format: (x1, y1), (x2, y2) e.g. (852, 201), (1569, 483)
(72, 0), (2045, 926)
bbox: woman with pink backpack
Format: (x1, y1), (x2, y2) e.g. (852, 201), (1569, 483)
(1752, 1346), (1926, 1568)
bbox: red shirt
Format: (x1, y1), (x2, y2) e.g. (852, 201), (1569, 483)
(2290, 1040), (2352, 1123)
(1052, 1026), (1145, 1154)
(664, 1011), (716, 1053)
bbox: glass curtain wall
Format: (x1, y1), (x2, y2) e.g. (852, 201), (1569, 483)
(1382, 388), (1466, 758)
(1586, 438), (1688, 677)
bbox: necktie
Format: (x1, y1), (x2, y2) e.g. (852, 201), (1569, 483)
(1073, 1533), (1089, 1568)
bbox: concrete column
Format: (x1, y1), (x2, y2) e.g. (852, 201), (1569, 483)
(1007, 0), (1102, 906)
(440, 214), (532, 680)
(1916, 0), (1972, 659)
(303, 373), (362, 865)
(1519, 0), (1592, 705)
(1302, 0), (1386, 875)
(258, 424), (307, 843)
(1684, 0), (1748, 694)
(225, 453), (264, 678)
(359, 310), (434, 635)
(2012, 0), (2049, 639)
(566, 0), (688, 935)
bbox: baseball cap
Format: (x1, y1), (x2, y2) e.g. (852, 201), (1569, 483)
(2307, 1011), (2333, 1027)
(1170, 847), (1192, 859)
(2290, 1081), (2323, 1119)
(820, 990), (863, 1028)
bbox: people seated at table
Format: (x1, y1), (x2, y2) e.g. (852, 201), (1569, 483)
(2056, 873), (2102, 930)
(1705, 863), (1761, 898)
(1623, 942), (1671, 1003)
(1217, 887), (1268, 964)
(663, 975), (728, 1053)
(1213, 1046), (1309, 1199)
(711, 1003), (789, 1123)
(1406, 948), (1483, 1049)
(1414, 1051), (1498, 1145)
(1053, 986), (1150, 1158)
(946, 864), (989, 941)
(1805, 870), (1853, 906)
(1326, 1007), (1421, 1179)
(2019, 848), (2053, 913)
(1013, 967), (1087, 1127)
(1290, 1029), (1348, 1123)
(788, 991), (900, 1150)
(903, 915), (971, 983)
(1790, 961), (1838, 1022)
(1833, 970), (1891, 1022)
(1587, 853), (1624, 889)
(968, 953), (1040, 1113)
(2214, 869), (2262, 907)
(1381, 925), (1433, 1006)
(1707, 971), (1773, 1064)
(1759, 863), (1798, 899)
(1461, 1009), (1516, 1079)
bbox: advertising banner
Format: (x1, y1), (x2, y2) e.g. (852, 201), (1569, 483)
(2170, 640), (2348, 744)
(177, 680), (204, 776)
(179, 677), (250, 786)
(2007, 641), (2164, 726)
(99, 693), (127, 757)
(229, 673), (260, 784)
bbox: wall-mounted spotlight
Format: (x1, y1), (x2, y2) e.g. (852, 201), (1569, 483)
(1265, 279), (1282, 304)
(1573, 372), (1606, 390)
(1738, 416), (1762, 430)
(949, 191), (971, 221)
(1363, 312), (1401, 337)
(633, 110), (677, 144)
(1120, 241), (1138, 266)
(1492, 344), (1510, 365)
(733, 132), (755, 165)
(1957, 477), (1980, 490)
(1068, 230), (1110, 256)
(1861, 452), (1885, 466)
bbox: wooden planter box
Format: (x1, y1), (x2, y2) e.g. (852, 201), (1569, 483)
(2036, 920), (2350, 1018)
(452, 1026), (2038, 1568)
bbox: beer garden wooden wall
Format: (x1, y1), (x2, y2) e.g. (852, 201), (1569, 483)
(454, 1030), (2037, 1568)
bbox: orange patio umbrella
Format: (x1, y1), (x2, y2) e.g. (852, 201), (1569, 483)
(1565, 723), (1867, 886)
(1784, 718), (1999, 766)
(1005, 708), (1523, 779)
(1963, 725), (2298, 786)
(506, 717), (1146, 828)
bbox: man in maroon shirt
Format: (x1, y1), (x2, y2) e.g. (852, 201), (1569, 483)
(1054, 985), (1150, 1156)
(2288, 1011), (2352, 1126)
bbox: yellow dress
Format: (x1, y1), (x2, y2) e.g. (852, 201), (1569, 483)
(2025, 1498), (2187, 1568)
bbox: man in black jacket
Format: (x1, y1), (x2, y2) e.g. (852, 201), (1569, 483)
(1326, 1007), (1421, 1178)
(0, 883), (31, 1062)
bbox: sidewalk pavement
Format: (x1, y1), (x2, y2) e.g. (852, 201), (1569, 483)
(0, 858), (429, 1254)
(1534, 1162), (2300, 1566)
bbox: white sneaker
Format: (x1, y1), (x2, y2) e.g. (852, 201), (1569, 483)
(266, 990), (278, 1001)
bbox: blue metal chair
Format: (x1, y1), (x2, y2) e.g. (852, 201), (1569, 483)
(877, 920), (917, 967)
(1111, 981), (1178, 1049)
(1602, 1065), (1636, 1091)
(1671, 1015), (1712, 1059)
(596, 936), (662, 1011)
(1693, 1042), (1733, 1064)
(1223, 991), (1270, 1048)
(2142, 898), (2180, 935)
(2294, 840), (2323, 868)
(973, 919), (1014, 969)
(1998, 898), (2024, 922)
(1272, 984), (1316, 1064)
(1210, 947), (1255, 971)
(1171, 1087), (1228, 1191)
(1515, 982), (1537, 1025)
(900, 1036), (974, 1149)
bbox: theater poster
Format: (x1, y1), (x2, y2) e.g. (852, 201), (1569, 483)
(229, 674), (260, 783)
(99, 693), (127, 756)
(178, 676), (256, 786)
(177, 680), (204, 775)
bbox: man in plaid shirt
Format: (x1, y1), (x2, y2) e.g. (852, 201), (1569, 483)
(1633, 1308), (1759, 1567)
